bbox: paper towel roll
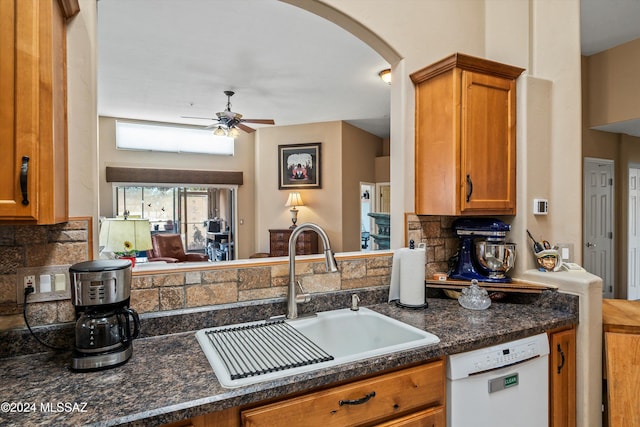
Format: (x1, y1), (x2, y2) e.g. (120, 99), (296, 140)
(389, 247), (426, 306)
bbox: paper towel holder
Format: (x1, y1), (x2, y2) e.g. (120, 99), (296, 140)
(396, 300), (428, 310)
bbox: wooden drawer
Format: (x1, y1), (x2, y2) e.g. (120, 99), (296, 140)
(269, 229), (319, 256)
(241, 360), (445, 427)
(374, 406), (445, 427)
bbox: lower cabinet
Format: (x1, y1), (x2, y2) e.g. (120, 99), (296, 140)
(164, 359), (445, 427)
(374, 406), (445, 427)
(548, 326), (577, 427)
(241, 360), (445, 427)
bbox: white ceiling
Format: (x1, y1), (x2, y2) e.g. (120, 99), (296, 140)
(97, 0), (640, 140)
(97, 0), (391, 138)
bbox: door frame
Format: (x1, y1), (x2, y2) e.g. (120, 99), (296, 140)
(359, 182), (376, 251)
(628, 164), (640, 300)
(376, 182), (391, 214)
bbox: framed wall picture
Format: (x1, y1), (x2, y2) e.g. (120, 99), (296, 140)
(278, 143), (322, 189)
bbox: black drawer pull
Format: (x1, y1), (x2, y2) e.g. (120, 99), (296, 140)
(20, 156), (30, 206)
(557, 343), (565, 374)
(466, 174), (473, 202)
(339, 391), (376, 406)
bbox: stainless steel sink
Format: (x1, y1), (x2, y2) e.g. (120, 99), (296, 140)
(196, 307), (439, 388)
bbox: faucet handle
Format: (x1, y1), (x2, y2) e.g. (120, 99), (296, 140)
(295, 280), (311, 304)
(351, 294), (360, 311)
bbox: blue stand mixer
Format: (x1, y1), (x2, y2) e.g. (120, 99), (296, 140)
(449, 218), (516, 283)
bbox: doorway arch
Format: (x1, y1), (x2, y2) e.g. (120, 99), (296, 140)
(281, 0), (409, 249)
(280, 0), (402, 65)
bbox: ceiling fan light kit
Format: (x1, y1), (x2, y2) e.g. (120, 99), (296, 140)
(182, 90), (275, 138)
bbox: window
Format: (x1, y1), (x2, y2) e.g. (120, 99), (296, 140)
(115, 120), (234, 156)
(114, 185), (236, 256)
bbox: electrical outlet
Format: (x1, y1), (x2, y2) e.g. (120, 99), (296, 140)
(17, 265), (71, 304)
(23, 275), (35, 290)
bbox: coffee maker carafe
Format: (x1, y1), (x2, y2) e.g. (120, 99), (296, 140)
(448, 218), (516, 283)
(69, 260), (140, 371)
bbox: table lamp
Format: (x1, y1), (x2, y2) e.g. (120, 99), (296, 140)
(285, 192), (304, 229)
(99, 218), (153, 266)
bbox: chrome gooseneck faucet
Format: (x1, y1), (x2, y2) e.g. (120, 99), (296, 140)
(287, 223), (338, 319)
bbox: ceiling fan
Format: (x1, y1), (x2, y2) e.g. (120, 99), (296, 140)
(183, 90), (275, 137)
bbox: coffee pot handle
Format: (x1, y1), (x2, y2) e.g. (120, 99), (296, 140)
(121, 308), (141, 344)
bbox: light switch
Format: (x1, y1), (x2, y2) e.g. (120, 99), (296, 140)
(39, 274), (52, 293)
(54, 274), (66, 292)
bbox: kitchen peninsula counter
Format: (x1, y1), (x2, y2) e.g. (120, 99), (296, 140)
(0, 292), (577, 427)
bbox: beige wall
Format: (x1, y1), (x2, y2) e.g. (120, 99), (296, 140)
(66, 1), (584, 272)
(321, 0), (583, 269)
(253, 121), (381, 254)
(66, 0), (98, 239)
(341, 122), (383, 252)
(98, 116), (257, 259)
(254, 121), (343, 253)
(583, 42), (640, 298)
(587, 38), (640, 128)
(99, 117), (382, 257)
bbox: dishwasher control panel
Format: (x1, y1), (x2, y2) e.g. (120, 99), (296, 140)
(447, 333), (550, 380)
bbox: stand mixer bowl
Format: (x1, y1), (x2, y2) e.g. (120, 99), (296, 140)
(475, 241), (516, 279)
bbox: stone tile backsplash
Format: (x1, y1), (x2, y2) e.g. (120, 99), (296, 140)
(0, 214), (457, 332)
(0, 219), (92, 330)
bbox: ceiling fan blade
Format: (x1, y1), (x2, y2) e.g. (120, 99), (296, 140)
(242, 119), (275, 125)
(236, 123), (257, 133)
(204, 123), (223, 130)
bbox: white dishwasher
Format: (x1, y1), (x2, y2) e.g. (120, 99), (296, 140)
(446, 332), (550, 427)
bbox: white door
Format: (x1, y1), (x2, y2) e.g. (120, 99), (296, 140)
(583, 158), (614, 298)
(376, 182), (390, 213)
(628, 167), (640, 300)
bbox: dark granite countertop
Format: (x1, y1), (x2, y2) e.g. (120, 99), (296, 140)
(0, 293), (577, 427)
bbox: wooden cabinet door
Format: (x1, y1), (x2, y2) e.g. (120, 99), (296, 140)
(0, 0), (68, 224)
(549, 328), (576, 427)
(411, 53), (522, 216)
(460, 71), (516, 214)
(0, 0), (39, 220)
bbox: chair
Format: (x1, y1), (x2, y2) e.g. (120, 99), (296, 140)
(147, 234), (209, 263)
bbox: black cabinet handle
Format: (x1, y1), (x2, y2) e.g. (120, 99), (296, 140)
(20, 156), (30, 206)
(466, 174), (473, 202)
(557, 343), (565, 374)
(339, 391), (376, 406)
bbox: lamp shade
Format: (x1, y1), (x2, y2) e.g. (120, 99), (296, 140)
(285, 192), (304, 207)
(99, 218), (153, 254)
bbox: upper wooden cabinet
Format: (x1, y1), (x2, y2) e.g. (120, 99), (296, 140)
(0, 0), (75, 224)
(410, 53), (524, 216)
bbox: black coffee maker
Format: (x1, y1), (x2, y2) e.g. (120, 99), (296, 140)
(69, 260), (140, 371)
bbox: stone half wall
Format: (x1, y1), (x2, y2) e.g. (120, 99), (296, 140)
(129, 255), (392, 314)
